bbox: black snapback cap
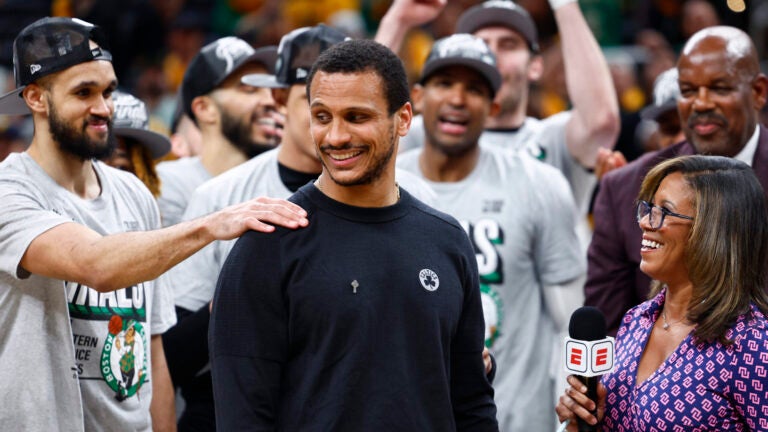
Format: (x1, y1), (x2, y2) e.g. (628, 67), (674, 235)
(180, 37), (278, 119)
(419, 34), (501, 97)
(0, 17), (112, 115)
(241, 24), (349, 89)
(456, 1), (539, 53)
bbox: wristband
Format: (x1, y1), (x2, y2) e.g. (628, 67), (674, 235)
(549, 0), (577, 10)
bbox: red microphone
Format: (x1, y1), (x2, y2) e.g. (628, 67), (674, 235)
(563, 307), (614, 432)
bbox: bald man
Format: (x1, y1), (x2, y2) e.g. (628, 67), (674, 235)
(585, 26), (768, 335)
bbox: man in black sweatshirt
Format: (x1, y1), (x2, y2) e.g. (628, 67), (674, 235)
(209, 39), (498, 431)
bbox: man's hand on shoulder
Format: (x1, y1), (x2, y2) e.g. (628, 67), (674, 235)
(202, 196), (308, 240)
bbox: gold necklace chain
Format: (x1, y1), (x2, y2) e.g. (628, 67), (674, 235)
(661, 309), (687, 330)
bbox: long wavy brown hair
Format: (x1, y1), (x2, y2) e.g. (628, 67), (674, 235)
(639, 155), (768, 344)
(128, 140), (162, 198)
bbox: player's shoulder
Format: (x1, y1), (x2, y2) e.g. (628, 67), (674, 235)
(0, 153), (34, 183)
(540, 110), (571, 128)
(97, 161), (152, 193)
(402, 189), (466, 237)
(200, 149), (277, 193)
(484, 145), (566, 183)
(156, 155), (201, 176)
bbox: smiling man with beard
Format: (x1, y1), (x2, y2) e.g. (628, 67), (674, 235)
(48, 91), (117, 160)
(586, 26), (768, 337)
(0, 17), (308, 431)
(155, 36), (282, 227)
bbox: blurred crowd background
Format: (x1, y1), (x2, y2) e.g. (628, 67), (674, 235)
(0, 0), (763, 163)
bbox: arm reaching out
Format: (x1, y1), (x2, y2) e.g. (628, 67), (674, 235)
(555, 2), (620, 168)
(374, 0), (446, 52)
(20, 196), (308, 292)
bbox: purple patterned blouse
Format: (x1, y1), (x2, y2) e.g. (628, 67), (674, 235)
(600, 289), (768, 431)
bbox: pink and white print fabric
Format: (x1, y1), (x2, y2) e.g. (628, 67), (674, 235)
(601, 288), (768, 431)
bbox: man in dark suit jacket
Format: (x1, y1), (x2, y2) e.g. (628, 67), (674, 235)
(585, 25), (768, 334)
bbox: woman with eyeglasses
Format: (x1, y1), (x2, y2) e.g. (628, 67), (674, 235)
(556, 155), (768, 431)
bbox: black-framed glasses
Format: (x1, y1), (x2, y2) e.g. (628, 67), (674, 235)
(636, 200), (694, 230)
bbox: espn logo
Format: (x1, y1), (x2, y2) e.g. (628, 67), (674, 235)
(563, 337), (615, 377)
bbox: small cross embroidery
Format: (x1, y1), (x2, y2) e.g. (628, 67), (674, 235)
(351, 280), (359, 294)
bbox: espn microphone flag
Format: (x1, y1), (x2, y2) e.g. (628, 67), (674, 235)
(563, 337), (614, 377)
(564, 306), (615, 376)
(564, 306), (614, 432)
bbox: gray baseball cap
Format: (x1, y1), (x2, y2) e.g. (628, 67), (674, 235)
(640, 68), (680, 121)
(456, 1), (539, 53)
(419, 34), (501, 97)
(113, 90), (170, 159)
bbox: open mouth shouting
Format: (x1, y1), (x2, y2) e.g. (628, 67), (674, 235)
(438, 113), (469, 135)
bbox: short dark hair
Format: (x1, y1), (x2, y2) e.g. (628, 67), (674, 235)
(640, 155), (768, 344)
(306, 39), (410, 116)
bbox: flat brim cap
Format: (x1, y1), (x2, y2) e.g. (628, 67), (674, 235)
(242, 24), (349, 89)
(244, 46), (279, 76)
(421, 57), (501, 95)
(640, 100), (677, 121)
(181, 39), (278, 119)
(231, 46), (280, 87)
(640, 68), (680, 121)
(419, 34), (501, 96)
(241, 73), (287, 88)
(115, 128), (171, 159)
(0, 17), (112, 115)
(112, 90), (171, 159)
(455, 0), (539, 53)
(206, 44), (279, 88)
(0, 88), (27, 115)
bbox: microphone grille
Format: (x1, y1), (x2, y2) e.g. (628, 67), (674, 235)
(569, 306), (607, 341)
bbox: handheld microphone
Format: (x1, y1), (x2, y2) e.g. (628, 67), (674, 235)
(564, 306), (615, 432)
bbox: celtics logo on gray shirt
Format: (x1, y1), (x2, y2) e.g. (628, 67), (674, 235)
(101, 316), (148, 401)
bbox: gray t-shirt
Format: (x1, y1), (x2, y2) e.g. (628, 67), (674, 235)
(156, 156), (211, 227)
(398, 147), (584, 432)
(402, 113), (596, 250)
(0, 153), (176, 431)
(171, 148), (437, 311)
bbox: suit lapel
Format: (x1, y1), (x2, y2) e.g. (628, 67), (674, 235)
(751, 125), (768, 194)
